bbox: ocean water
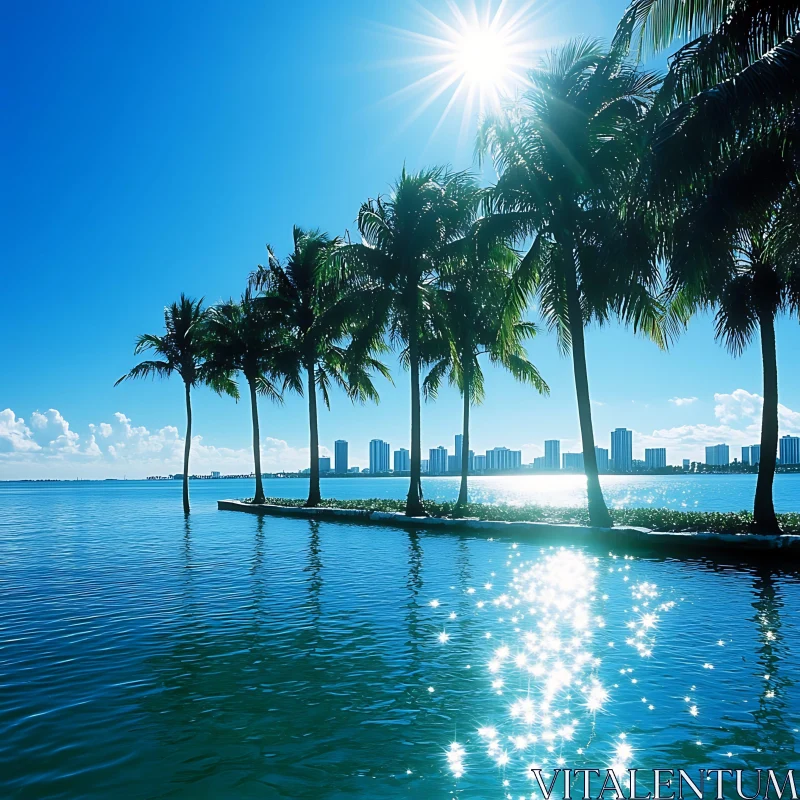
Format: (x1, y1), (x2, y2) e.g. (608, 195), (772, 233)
(1, 481), (799, 798)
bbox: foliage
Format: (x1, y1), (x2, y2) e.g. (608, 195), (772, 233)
(254, 497), (800, 535)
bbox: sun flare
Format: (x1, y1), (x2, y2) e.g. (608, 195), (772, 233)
(385, 1), (546, 144)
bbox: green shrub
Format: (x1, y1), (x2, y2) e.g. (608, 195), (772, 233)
(251, 497), (800, 534)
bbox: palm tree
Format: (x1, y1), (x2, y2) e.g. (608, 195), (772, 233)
(667, 141), (800, 533)
(203, 290), (301, 504)
(613, 0), (799, 205)
(344, 166), (479, 516)
(478, 40), (667, 528)
(115, 295), (215, 514)
(250, 227), (390, 507)
(424, 237), (549, 509)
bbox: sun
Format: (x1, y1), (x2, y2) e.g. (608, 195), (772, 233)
(383, 1), (547, 143)
(454, 25), (512, 86)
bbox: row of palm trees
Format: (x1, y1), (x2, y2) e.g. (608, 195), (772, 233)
(117, 0), (799, 531)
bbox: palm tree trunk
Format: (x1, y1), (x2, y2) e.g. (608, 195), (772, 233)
(406, 314), (425, 517)
(753, 311), (780, 534)
(564, 261), (613, 528)
(457, 369), (470, 510)
(182, 381), (192, 515)
(249, 379), (265, 504)
(305, 362), (321, 507)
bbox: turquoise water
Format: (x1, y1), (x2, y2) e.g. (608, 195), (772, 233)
(1, 481), (799, 798)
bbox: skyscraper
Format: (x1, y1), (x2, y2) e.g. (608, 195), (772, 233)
(644, 448), (667, 470)
(473, 454), (487, 472)
(544, 440), (561, 470)
(369, 439), (390, 474)
(741, 445), (751, 465)
(562, 452), (584, 471)
(705, 443), (730, 466)
(334, 440), (348, 474)
(454, 434), (463, 463)
(429, 446), (448, 475)
(318, 456), (331, 473)
(750, 444), (761, 465)
(610, 428), (633, 473)
(393, 448), (410, 473)
(485, 447), (522, 471)
(780, 434), (800, 465)
(594, 446), (609, 473)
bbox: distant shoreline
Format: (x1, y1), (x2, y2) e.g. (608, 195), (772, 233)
(4, 471), (800, 484)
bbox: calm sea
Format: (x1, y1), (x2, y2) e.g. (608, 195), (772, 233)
(1, 479), (798, 798)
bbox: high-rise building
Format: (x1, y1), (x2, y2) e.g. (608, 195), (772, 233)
(319, 456), (331, 473)
(393, 448), (410, 473)
(533, 456), (546, 470)
(454, 434), (463, 463)
(334, 440), (348, 473)
(486, 447), (522, 471)
(468, 450), (474, 472)
(348, 466), (360, 474)
(473, 454), (487, 472)
(421, 459), (429, 474)
(595, 446), (609, 473)
(741, 445), (751, 465)
(682, 459), (690, 471)
(644, 448), (667, 470)
(429, 446), (448, 475)
(780, 434), (800, 465)
(369, 439), (390, 474)
(705, 443), (730, 466)
(562, 452), (584, 471)
(750, 444), (761, 465)
(544, 440), (561, 470)
(447, 454), (458, 473)
(610, 428), (633, 473)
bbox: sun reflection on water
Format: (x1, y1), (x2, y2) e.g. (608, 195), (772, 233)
(428, 544), (679, 794)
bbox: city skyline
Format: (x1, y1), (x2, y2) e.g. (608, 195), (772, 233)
(284, 431), (800, 475)
(4, 398), (800, 479)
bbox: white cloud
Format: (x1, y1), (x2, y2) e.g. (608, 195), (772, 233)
(0, 407), (318, 479)
(669, 396), (698, 407)
(0, 409), (41, 453)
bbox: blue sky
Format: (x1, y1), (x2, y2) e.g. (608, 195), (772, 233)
(2, 0), (799, 478)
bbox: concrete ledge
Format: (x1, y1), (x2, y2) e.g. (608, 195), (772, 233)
(217, 500), (800, 557)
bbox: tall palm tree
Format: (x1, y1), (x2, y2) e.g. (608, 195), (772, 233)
(250, 227), (390, 507)
(424, 238), (549, 509)
(478, 40), (667, 528)
(203, 290), (301, 504)
(115, 294), (218, 514)
(344, 166), (479, 516)
(613, 0), (800, 201)
(667, 140), (800, 533)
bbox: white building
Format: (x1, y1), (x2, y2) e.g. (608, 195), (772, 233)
(610, 428), (633, 473)
(393, 448), (410, 472)
(369, 439), (390, 474)
(705, 443), (730, 466)
(429, 446), (448, 475)
(334, 440), (348, 473)
(644, 448), (667, 470)
(780, 435), (800, 465)
(473, 454), (487, 472)
(544, 439), (561, 470)
(485, 447), (522, 471)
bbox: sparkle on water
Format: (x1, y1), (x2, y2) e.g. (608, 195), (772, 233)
(0, 479), (799, 797)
